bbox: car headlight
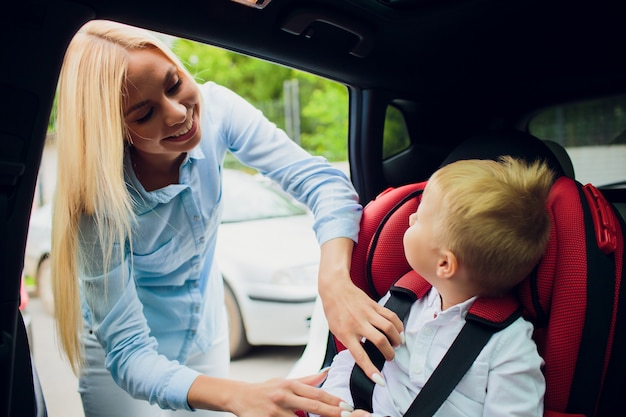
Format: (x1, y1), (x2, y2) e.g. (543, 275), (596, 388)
(272, 264), (318, 286)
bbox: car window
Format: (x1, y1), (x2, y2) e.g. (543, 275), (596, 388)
(221, 172), (307, 222)
(37, 28), (350, 211)
(172, 37), (350, 164)
(528, 95), (626, 187)
(382, 104), (411, 159)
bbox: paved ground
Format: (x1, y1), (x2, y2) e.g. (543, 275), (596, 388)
(29, 296), (305, 417)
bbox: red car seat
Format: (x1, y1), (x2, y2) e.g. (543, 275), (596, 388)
(325, 130), (625, 417)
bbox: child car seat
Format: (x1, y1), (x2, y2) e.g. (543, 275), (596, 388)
(322, 130), (625, 417)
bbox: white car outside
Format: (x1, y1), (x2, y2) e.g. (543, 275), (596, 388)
(24, 169), (320, 359)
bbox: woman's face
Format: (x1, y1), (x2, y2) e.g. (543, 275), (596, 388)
(123, 47), (201, 157)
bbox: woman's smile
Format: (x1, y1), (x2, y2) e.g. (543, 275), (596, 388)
(164, 110), (198, 142)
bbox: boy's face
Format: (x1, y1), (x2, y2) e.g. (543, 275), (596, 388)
(403, 184), (444, 281)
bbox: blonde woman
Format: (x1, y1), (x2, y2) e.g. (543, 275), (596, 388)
(52, 20), (404, 417)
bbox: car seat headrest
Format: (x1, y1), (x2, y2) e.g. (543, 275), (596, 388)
(441, 129), (568, 178)
(543, 140), (575, 178)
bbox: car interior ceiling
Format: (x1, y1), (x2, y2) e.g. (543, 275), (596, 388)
(3, 0), (626, 415)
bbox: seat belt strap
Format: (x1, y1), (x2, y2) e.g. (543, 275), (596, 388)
(349, 284), (509, 416)
(349, 287), (416, 412)
(403, 320), (494, 417)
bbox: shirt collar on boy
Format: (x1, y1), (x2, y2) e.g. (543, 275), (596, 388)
(423, 287), (477, 322)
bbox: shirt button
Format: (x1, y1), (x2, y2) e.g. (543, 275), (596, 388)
(423, 327), (433, 336)
(192, 281), (199, 288)
(191, 329), (197, 335)
(413, 364), (423, 374)
(194, 305), (200, 313)
(199, 236), (205, 243)
(193, 215), (200, 221)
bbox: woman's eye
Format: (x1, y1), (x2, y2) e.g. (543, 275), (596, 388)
(167, 77), (182, 94)
(136, 108), (154, 124)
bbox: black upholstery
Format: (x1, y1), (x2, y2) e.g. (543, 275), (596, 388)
(441, 129), (568, 178)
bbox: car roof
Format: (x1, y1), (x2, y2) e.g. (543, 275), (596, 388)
(4, 1), (625, 200)
(1, 3), (623, 269)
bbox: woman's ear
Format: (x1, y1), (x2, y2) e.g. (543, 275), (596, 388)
(436, 249), (457, 280)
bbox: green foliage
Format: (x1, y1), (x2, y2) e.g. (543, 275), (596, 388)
(298, 73), (348, 160)
(47, 91), (58, 133)
(383, 105), (411, 159)
(46, 37), (350, 161)
(174, 39), (292, 103)
(172, 39), (348, 161)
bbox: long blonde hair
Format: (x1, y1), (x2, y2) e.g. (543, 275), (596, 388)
(52, 20), (194, 374)
(428, 156), (555, 296)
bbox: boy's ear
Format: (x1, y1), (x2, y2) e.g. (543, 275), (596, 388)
(436, 249), (457, 279)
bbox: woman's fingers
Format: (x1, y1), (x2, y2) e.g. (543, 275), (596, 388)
(325, 291), (404, 382)
(228, 377), (345, 417)
(289, 378), (346, 417)
(297, 367), (331, 387)
(319, 274), (405, 384)
(342, 410), (371, 417)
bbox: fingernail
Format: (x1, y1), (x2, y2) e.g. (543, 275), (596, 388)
(318, 366), (332, 374)
(339, 402), (354, 412)
(400, 331), (406, 344)
(372, 373), (386, 387)
(341, 411), (351, 417)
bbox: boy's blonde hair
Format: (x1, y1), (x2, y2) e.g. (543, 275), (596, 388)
(428, 156), (554, 296)
(52, 20), (198, 374)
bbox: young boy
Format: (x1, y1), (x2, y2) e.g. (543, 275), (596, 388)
(317, 156), (553, 417)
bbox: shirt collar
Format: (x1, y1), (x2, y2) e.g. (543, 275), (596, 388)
(187, 145), (205, 162)
(427, 287), (478, 320)
(124, 146), (205, 213)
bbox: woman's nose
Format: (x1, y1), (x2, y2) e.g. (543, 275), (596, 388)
(164, 100), (187, 126)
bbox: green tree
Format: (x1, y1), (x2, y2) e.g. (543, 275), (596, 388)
(172, 39), (348, 161)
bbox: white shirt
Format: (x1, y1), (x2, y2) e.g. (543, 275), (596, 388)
(318, 288), (545, 417)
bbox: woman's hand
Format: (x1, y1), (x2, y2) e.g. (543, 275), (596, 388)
(188, 370), (346, 417)
(342, 410), (372, 417)
(317, 238), (404, 384)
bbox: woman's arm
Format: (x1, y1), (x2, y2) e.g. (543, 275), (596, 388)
(188, 371), (345, 417)
(207, 82), (403, 384)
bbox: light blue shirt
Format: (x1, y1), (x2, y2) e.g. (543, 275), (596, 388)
(78, 82), (362, 410)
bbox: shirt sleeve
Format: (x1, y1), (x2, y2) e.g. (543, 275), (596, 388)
(201, 82), (362, 245)
(78, 215), (200, 411)
(483, 318), (545, 417)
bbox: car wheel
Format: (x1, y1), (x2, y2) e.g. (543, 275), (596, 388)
(224, 281), (250, 359)
(37, 256), (54, 316)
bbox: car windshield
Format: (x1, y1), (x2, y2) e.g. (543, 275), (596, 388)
(221, 172), (307, 223)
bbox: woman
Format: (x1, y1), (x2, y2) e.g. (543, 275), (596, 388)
(52, 20), (403, 417)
